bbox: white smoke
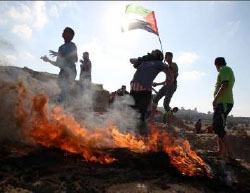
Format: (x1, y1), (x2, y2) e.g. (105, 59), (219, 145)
(0, 51), (140, 142)
(0, 38), (15, 51)
(0, 37), (16, 66)
(103, 94), (139, 131)
(64, 82), (139, 133)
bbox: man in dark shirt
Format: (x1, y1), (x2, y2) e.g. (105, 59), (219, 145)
(130, 49), (167, 135)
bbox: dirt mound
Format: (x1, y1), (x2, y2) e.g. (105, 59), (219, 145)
(0, 66), (110, 142)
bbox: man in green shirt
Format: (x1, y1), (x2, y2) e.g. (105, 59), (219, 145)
(212, 57), (235, 159)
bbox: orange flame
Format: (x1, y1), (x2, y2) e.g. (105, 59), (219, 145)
(14, 83), (211, 177)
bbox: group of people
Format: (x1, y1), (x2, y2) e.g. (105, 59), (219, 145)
(40, 27), (235, 160)
(128, 49), (235, 160)
(41, 27), (92, 104)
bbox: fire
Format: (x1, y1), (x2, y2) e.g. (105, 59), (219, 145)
(14, 83), (211, 177)
(111, 127), (148, 153)
(163, 136), (211, 177)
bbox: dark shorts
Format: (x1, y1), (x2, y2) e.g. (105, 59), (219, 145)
(213, 103), (233, 138)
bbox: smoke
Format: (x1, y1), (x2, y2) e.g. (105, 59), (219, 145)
(0, 37), (16, 66)
(0, 66), (60, 142)
(102, 94), (139, 131)
(0, 81), (26, 142)
(64, 83), (139, 133)
(0, 37), (139, 140)
(0, 59), (9, 66)
(0, 62), (140, 145)
(0, 38), (16, 51)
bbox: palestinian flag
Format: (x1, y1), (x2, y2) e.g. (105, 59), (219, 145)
(121, 4), (159, 36)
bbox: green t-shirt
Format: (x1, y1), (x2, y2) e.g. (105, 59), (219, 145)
(214, 66), (235, 105)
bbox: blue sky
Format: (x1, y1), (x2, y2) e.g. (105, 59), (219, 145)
(0, 1), (250, 117)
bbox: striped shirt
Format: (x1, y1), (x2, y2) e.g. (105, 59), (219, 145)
(130, 81), (151, 92)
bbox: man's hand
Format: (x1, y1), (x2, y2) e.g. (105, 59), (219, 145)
(213, 82), (228, 110)
(130, 58), (137, 65)
(40, 55), (49, 62)
(49, 50), (58, 57)
(152, 82), (158, 87)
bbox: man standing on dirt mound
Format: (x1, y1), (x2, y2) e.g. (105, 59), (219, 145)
(79, 51), (92, 90)
(41, 27), (78, 105)
(212, 57), (235, 160)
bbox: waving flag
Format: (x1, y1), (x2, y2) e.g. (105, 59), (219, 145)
(121, 4), (159, 36)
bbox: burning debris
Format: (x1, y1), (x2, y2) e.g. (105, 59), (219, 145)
(14, 82), (211, 178)
(0, 79), (250, 193)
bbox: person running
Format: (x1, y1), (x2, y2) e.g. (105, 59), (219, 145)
(79, 51), (92, 89)
(130, 49), (167, 135)
(41, 27), (78, 105)
(148, 52), (178, 122)
(212, 57), (235, 160)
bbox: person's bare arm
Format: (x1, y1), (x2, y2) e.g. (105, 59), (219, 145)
(213, 81), (229, 109)
(153, 68), (174, 87)
(152, 81), (165, 87)
(40, 55), (58, 67)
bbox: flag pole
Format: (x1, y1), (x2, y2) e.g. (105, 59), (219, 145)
(158, 35), (165, 62)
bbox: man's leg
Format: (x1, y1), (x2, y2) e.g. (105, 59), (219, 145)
(57, 77), (66, 105)
(217, 137), (223, 156)
(213, 104), (226, 157)
(163, 83), (177, 112)
(222, 135), (232, 158)
(223, 104), (233, 158)
(130, 91), (146, 135)
(130, 91), (139, 110)
(138, 91), (151, 122)
(58, 88), (66, 104)
(148, 86), (167, 122)
(137, 91), (151, 136)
